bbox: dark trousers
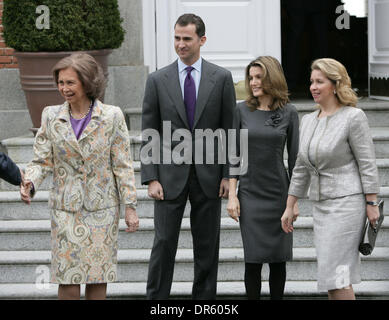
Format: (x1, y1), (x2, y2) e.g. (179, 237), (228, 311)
(146, 167), (222, 299)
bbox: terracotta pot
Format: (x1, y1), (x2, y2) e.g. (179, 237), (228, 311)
(15, 49), (112, 132)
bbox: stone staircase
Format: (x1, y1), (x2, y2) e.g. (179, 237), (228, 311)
(0, 98), (388, 299)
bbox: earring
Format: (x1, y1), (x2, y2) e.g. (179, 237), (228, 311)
(334, 90), (337, 95)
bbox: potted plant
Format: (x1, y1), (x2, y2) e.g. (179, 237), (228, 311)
(2, 0), (125, 131)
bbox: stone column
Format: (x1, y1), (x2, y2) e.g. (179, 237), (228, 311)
(0, 0), (148, 140)
(104, 0), (148, 112)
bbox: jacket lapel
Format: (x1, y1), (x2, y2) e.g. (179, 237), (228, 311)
(78, 100), (102, 142)
(301, 110), (320, 170)
(193, 60), (216, 130)
(56, 102), (83, 155)
(163, 61), (190, 130)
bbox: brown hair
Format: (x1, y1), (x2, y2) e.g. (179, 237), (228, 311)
(245, 56), (289, 111)
(311, 58), (358, 107)
(52, 53), (107, 100)
(175, 13), (206, 37)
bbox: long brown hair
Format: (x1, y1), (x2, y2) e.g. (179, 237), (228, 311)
(245, 56), (289, 111)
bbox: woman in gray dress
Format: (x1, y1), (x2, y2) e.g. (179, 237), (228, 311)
(227, 56), (299, 300)
(281, 58), (380, 300)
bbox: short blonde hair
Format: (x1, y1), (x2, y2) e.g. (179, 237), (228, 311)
(245, 56), (289, 111)
(311, 58), (358, 107)
(52, 53), (107, 101)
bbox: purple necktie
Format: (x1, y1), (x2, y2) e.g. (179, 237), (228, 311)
(184, 66), (196, 130)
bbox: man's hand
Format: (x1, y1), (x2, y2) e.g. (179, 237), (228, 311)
(148, 180), (164, 200)
(219, 178), (229, 199)
(19, 168), (25, 187)
(125, 207), (139, 233)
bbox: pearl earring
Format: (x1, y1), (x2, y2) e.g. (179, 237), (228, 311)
(334, 90), (337, 95)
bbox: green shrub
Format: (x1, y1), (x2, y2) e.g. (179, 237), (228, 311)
(3, 0), (125, 51)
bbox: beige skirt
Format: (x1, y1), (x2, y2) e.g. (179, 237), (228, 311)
(50, 206), (120, 284)
(312, 194), (366, 291)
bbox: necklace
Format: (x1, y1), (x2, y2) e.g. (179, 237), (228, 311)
(69, 101), (92, 120)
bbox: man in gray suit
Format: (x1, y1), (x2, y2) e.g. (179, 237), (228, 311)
(141, 13), (236, 299)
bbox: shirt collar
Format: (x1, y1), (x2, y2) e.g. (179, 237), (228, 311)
(178, 57), (202, 73)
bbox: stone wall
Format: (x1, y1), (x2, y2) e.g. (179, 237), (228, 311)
(0, 0), (18, 69)
(0, 0), (147, 141)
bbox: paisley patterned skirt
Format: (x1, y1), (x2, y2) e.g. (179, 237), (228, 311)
(50, 206), (120, 284)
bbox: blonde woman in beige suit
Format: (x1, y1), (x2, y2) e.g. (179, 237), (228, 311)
(20, 53), (138, 300)
(281, 58), (380, 300)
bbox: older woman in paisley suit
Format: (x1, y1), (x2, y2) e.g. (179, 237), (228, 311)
(20, 53), (138, 300)
(281, 58), (380, 300)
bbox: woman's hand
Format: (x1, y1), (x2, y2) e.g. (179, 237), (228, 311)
(366, 204), (380, 228)
(227, 195), (240, 222)
(281, 207), (294, 233)
(293, 202), (299, 222)
(20, 180), (32, 205)
(125, 207), (139, 233)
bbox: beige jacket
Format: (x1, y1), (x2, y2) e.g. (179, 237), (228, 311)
(288, 106), (380, 201)
(25, 100), (137, 212)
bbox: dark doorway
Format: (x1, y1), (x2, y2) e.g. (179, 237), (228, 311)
(281, 0), (368, 99)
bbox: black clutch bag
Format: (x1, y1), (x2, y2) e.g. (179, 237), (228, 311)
(359, 200), (384, 256)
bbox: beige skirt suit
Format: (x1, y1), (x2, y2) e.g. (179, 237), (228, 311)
(25, 100), (137, 284)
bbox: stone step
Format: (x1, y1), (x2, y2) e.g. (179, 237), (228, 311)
(0, 280), (388, 299)
(3, 127), (389, 164)
(124, 99), (389, 131)
(0, 217), (388, 251)
(3, 158), (389, 192)
(1, 134), (142, 164)
(2, 188), (389, 221)
(0, 248), (388, 283)
(0, 161), (144, 191)
(294, 99), (389, 128)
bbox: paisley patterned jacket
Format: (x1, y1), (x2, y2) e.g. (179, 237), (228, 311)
(25, 100), (137, 212)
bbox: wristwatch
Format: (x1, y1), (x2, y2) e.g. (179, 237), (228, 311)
(366, 200), (380, 206)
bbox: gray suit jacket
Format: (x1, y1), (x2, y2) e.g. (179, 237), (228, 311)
(288, 106), (380, 201)
(141, 59), (236, 200)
